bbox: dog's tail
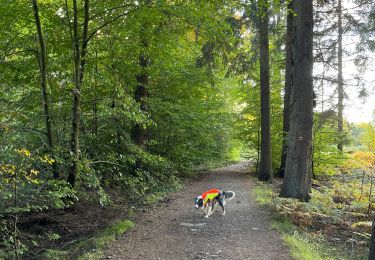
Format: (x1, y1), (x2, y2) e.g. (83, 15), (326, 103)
(223, 191), (235, 201)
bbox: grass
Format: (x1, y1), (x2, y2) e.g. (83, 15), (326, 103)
(144, 191), (169, 204)
(64, 219), (134, 260)
(271, 215), (348, 260)
(251, 181), (368, 260)
(272, 215), (324, 260)
(253, 183), (275, 206)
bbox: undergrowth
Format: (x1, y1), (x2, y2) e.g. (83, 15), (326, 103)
(252, 179), (369, 260)
(73, 219), (134, 260)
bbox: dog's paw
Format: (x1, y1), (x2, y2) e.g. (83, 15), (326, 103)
(222, 212), (226, 216)
(204, 215), (209, 218)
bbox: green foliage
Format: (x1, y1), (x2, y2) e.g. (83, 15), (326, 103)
(1, 0), (371, 257)
(0, 147), (77, 257)
(353, 123), (375, 151)
(232, 3), (285, 172)
(313, 112), (347, 175)
(2, 1), (247, 254)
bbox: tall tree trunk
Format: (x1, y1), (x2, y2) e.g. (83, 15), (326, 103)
(132, 27), (149, 148)
(278, 0), (294, 178)
(67, 0), (89, 186)
(337, 0), (344, 152)
(369, 215), (375, 260)
(258, 0), (272, 181)
(32, 0), (59, 179)
(279, 0), (313, 201)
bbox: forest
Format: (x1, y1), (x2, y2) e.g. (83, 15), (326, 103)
(0, 0), (374, 259)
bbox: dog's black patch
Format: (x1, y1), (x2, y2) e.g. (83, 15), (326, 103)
(194, 197), (203, 208)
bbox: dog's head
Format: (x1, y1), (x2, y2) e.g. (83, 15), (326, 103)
(194, 196), (203, 209)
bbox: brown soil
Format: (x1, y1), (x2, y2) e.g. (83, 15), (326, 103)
(102, 162), (292, 260)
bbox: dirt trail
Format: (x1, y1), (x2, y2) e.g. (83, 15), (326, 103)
(103, 162), (292, 260)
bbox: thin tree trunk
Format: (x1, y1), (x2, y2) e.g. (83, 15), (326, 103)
(369, 215), (375, 259)
(13, 173), (19, 259)
(32, 0), (59, 179)
(67, 0), (89, 186)
(369, 167), (375, 259)
(132, 27), (149, 148)
(80, 0), (89, 84)
(278, 0), (293, 178)
(258, 0), (272, 181)
(337, 0), (344, 152)
(92, 51), (98, 136)
(279, 0), (313, 201)
(255, 118), (261, 174)
(368, 176), (373, 214)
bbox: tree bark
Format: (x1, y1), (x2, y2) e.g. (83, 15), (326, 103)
(67, 0), (89, 186)
(258, 0), (272, 181)
(279, 0), (313, 201)
(369, 215), (375, 260)
(132, 27), (149, 148)
(337, 0), (344, 152)
(32, 0), (59, 179)
(278, 0), (293, 178)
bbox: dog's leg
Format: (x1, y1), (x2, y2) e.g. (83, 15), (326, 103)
(201, 207), (208, 218)
(211, 200), (216, 213)
(205, 206), (210, 218)
(206, 200), (214, 218)
(203, 202), (210, 218)
(218, 196), (226, 215)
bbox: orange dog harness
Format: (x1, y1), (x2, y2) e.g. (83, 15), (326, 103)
(201, 189), (221, 206)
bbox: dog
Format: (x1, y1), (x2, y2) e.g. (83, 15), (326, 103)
(194, 188), (235, 218)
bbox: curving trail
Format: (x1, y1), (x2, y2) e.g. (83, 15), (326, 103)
(103, 162), (292, 260)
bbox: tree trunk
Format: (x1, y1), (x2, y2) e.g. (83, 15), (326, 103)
(132, 28), (149, 148)
(279, 0), (313, 201)
(67, 0), (89, 186)
(369, 215), (375, 260)
(32, 0), (59, 179)
(258, 0), (272, 181)
(337, 0), (344, 152)
(278, 0), (293, 178)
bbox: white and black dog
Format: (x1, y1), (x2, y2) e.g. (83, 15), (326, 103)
(194, 189), (235, 218)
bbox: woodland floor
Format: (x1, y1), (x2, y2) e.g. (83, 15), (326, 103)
(102, 162), (292, 260)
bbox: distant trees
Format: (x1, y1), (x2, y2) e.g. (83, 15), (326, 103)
(280, 0), (314, 201)
(0, 0), (239, 191)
